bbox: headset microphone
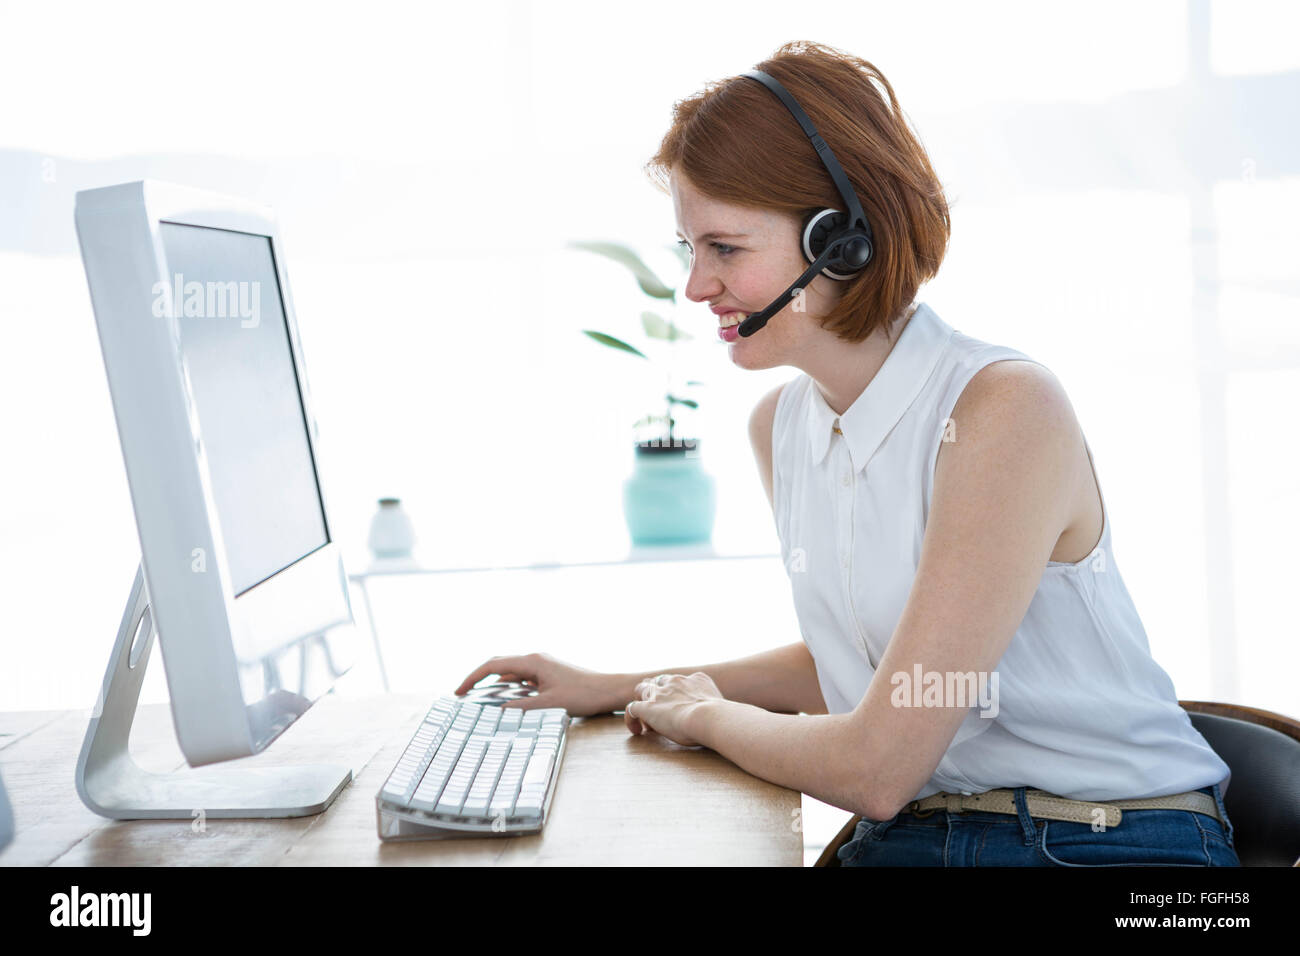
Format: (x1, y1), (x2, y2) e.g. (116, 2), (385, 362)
(736, 231), (868, 337)
(733, 69), (875, 338)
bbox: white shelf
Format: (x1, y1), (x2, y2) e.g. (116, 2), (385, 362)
(348, 542), (780, 580)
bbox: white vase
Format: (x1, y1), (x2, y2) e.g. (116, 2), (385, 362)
(368, 498), (416, 558)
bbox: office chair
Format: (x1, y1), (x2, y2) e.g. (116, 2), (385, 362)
(814, 700), (1300, 867)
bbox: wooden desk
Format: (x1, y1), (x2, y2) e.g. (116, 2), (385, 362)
(0, 693), (802, 866)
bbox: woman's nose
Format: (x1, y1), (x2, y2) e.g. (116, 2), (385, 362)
(683, 260), (722, 304)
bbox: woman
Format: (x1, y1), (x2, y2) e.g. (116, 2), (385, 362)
(457, 41), (1238, 866)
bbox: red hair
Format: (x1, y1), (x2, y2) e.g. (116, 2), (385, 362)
(646, 40), (951, 343)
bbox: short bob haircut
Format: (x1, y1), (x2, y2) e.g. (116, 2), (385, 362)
(646, 41), (951, 344)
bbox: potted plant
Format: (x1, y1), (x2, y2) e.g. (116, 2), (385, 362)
(569, 240), (716, 546)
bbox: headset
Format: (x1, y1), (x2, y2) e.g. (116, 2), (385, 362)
(734, 69), (874, 338)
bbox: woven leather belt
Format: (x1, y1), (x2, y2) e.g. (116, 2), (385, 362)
(903, 788), (1224, 828)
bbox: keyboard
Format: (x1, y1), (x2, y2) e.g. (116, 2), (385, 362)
(375, 694), (570, 840)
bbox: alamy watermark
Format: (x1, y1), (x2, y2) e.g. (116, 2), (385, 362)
(152, 273), (260, 328)
(890, 664), (999, 718)
(50, 886), (151, 936)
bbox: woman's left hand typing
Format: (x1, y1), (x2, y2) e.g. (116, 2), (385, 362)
(624, 671), (724, 746)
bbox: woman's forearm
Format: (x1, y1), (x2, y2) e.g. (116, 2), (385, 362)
(688, 699), (873, 817)
(606, 641), (827, 715)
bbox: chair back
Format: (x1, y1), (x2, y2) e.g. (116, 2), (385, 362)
(1181, 701), (1300, 867)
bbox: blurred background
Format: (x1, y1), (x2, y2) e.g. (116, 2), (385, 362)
(1, 0), (1296, 860)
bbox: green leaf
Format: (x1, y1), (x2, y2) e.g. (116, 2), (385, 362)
(581, 330), (647, 359)
(568, 240), (675, 300)
(685, 380), (705, 386)
(667, 395), (699, 409)
(641, 311), (692, 342)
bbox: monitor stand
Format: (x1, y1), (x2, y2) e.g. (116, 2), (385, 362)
(75, 564), (353, 820)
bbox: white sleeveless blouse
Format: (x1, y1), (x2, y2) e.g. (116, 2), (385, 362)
(771, 301), (1230, 802)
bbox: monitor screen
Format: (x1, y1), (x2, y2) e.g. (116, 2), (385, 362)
(160, 222), (329, 595)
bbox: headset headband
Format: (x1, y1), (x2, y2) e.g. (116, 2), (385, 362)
(741, 69), (871, 239)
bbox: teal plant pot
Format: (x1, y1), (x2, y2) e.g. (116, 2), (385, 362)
(622, 439), (716, 545)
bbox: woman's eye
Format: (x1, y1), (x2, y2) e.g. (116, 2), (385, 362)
(676, 239), (737, 258)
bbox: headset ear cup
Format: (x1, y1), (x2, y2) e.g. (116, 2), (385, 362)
(802, 208), (844, 263)
(802, 208), (869, 280)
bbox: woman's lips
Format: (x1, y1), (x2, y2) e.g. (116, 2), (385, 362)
(717, 312), (746, 343)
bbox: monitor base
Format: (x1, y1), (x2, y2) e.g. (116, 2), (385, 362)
(75, 563), (352, 820)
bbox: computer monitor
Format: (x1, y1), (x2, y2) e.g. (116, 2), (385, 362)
(73, 181), (357, 818)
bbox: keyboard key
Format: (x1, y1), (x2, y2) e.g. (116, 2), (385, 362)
(409, 788), (442, 812)
(381, 781), (407, 803)
(521, 748), (555, 788)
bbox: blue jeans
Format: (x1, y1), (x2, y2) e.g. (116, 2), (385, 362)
(837, 785), (1240, 867)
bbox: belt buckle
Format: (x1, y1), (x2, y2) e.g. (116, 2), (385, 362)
(906, 799), (940, 819)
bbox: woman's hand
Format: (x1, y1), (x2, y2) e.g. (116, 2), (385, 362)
(454, 653), (619, 716)
(624, 672), (724, 747)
